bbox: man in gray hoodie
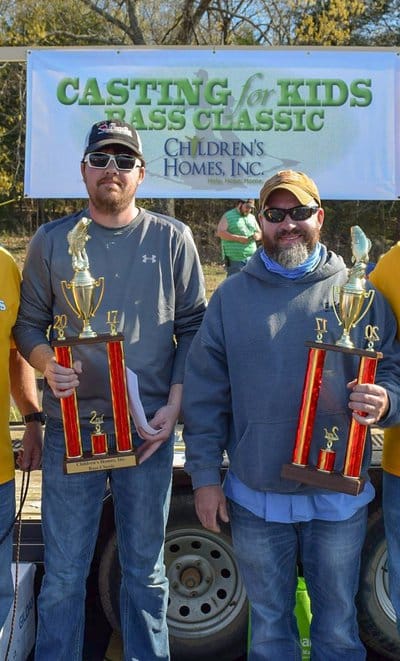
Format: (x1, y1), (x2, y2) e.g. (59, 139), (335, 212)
(183, 170), (400, 661)
(14, 119), (206, 661)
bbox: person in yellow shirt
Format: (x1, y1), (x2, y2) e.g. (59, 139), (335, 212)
(0, 246), (42, 630)
(369, 243), (400, 633)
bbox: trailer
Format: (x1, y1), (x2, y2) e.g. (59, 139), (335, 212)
(12, 425), (400, 661)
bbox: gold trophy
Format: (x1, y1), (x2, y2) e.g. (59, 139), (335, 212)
(51, 217), (137, 474)
(281, 226), (382, 495)
(332, 226), (375, 349)
(61, 217), (104, 338)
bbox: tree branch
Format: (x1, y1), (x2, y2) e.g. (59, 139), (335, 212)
(78, 0), (146, 44)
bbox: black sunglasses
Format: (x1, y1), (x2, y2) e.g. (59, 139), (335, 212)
(83, 152), (140, 171)
(261, 205), (319, 224)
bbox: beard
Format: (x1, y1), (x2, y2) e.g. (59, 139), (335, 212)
(263, 225), (320, 269)
(88, 177), (135, 214)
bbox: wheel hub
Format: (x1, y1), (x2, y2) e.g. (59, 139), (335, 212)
(165, 527), (247, 638)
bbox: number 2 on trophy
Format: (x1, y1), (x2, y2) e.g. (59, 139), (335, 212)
(53, 314), (67, 340)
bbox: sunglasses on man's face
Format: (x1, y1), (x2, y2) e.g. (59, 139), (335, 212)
(83, 152), (141, 171)
(261, 205), (319, 224)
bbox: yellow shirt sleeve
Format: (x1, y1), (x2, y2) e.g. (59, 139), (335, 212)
(369, 243), (400, 475)
(0, 247), (21, 484)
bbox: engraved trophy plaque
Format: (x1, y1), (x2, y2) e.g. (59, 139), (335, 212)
(51, 217), (136, 473)
(281, 226), (382, 495)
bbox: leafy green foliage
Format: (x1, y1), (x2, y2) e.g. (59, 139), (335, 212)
(295, 0), (366, 45)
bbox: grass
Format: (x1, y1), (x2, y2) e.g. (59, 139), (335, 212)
(0, 233), (30, 270)
(203, 262), (225, 298)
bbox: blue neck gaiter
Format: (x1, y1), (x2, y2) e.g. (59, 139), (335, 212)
(260, 243), (324, 279)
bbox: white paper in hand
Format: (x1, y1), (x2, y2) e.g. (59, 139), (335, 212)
(126, 367), (159, 436)
(126, 367), (163, 464)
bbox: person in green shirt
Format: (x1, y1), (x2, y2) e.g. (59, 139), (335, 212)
(216, 199), (261, 276)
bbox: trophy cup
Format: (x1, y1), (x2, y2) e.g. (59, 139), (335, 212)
(51, 217), (137, 474)
(281, 226), (382, 495)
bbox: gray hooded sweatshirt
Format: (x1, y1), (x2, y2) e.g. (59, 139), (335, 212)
(183, 247), (400, 494)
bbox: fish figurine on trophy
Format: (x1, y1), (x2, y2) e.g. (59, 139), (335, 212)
(51, 217), (137, 474)
(61, 216), (104, 339)
(281, 226), (382, 495)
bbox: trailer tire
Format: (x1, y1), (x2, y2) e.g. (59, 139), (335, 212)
(98, 532), (120, 632)
(166, 493), (248, 660)
(98, 492), (248, 660)
(357, 508), (400, 659)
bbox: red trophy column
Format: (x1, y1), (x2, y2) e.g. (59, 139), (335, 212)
(107, 338), (132, 452)
(292, 346), (326, 466)
(343, 355), (379, 478)
(53, 344), (82, 458)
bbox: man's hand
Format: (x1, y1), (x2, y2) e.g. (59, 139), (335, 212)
(347, 379), (389, 425)
(43, 357), (82, 398)
(216, 215), (253, 244)
(194, 485), (229, 533)
(138, 383), (182, 445)
(136, 403), (179, 463)
(138, 402), (180, 443)
(17, 424), (43, 471)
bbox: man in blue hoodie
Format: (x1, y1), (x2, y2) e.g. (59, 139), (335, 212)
(183, 170), (400, 661)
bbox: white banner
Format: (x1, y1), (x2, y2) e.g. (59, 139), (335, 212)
(25, 47), (399, 200)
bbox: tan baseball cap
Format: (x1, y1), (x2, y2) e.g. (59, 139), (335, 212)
(260, 170), (321, 208)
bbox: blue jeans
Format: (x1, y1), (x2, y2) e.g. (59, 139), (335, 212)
(35, 419), (173, 661)
(226, 258), (249, 277)
(0, 479), (15, 629)
(228, 499), (367, 661)
(382, 470), (400, 633)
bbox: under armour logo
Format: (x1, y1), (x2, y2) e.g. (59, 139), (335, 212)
(142, 254), (157, 263)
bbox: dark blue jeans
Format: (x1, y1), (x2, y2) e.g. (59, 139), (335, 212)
(228, 499), (367, 661)
(382, 469), (400, 633)
(0, 479), (14, 629)
(35, 419), (173, 661)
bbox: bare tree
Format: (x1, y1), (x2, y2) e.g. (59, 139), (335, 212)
(78, 0), (146, 43)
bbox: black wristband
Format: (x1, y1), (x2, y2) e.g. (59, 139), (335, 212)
(23, 411), (46, 424)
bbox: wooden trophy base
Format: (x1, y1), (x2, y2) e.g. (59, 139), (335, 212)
(281, 463), (365, 496)
(64, 450), (137, 474)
